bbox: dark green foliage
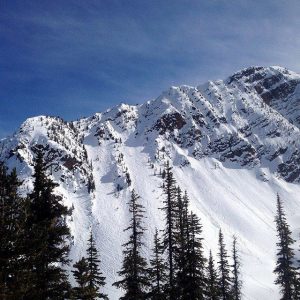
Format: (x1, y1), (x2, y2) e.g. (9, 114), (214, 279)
(113, 190), (149, 300)
(160, 168), (209, 300)
(160, 162), (178, 299)
(175, 190), (190, 298)
(231, 236), (242, 300)
(148, 229), (167, 300)
(207, 251), (220, 300)
(22, 151), (72, 299)
(72, 257), (90, 299)
(175, 187), (185, 276)
(86, 231), (107, 299)
(73, 232), (107, 300)
(0, 164), (24, 298)
(181, 212), (207, 300)
(0, 154), (72, 299)
(274, 194), (296, 300)
(218, 230), (232, 300)
(0, 151), (250, 300)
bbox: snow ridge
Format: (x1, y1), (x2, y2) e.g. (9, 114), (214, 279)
(2, 66), (300, 299)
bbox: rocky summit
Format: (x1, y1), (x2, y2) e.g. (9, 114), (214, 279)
(1, 66), (300, 299)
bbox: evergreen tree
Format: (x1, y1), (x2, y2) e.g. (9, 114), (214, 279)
(0, 165), (24, 298)
(113, 189), (149, 300)
(177, 190), (191, 298)
(72, 231), (107, 300)
(176, 187), (184, 253)
(0, 164), (12, 298)
(175, 186), (186, 296)
(217, 230), (232, 300)
(182, 191), (190, 236)
(181, 212), (207, 300)
(148, 228), (167, 300)
(231, 236), (242, 300)
(207, 251), (220, 300)
(86, 231), (107, 299)
(274, 194), (296, 300)
(23, 150), (72, 299)
(160, 161), (178, 299)
(72, 257), (90, 299)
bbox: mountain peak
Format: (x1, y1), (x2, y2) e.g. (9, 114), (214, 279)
(2, 66), (300, 299)
(228, 65), (300, 84)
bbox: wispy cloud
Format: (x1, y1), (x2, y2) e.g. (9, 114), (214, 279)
(1, 0), (300, 135)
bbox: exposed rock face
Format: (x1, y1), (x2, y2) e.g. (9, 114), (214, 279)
(1, 66), (300, 299)
(2, 66), (300, 184)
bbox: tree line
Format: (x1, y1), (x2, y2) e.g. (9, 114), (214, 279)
(0, 152), (294, 299)
(0, 152), (106, 299)
(114, 162), (241, 300)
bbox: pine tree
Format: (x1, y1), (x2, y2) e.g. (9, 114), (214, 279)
(0, 164), (12, 298)
(0, 165), (25, 299)
(113, 189), (149, 300)
(207, 251), (220, 300)
(160, 161), (178, 299)
(182, 191), (190, 234)
(72, 232), (107, 300)
(148, 228), (167, 300)
(274, 194), (296, 300)
(181, 212), (207, 300)
(181, 191), (190, 251)
(72, 257), (90, 299)
(218, 230), (232, 300)
(177, 190), (192, 298)
(231, 236), (242, 300)
(86, 231), (107, 299)
(23, 150), (72, 299)
(175, 186), (185, 295)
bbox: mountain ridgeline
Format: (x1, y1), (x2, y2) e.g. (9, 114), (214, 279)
(1, 66), (300, 299)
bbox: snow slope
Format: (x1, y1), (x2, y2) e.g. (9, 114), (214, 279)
(1, 66), (300, 299)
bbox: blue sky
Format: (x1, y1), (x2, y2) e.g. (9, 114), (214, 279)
(1, 0), (300, 138)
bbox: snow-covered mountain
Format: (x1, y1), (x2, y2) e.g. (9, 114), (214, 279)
(2, 66), (300, 299)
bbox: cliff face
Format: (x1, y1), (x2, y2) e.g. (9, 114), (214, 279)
(1, 66), (300, 299)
